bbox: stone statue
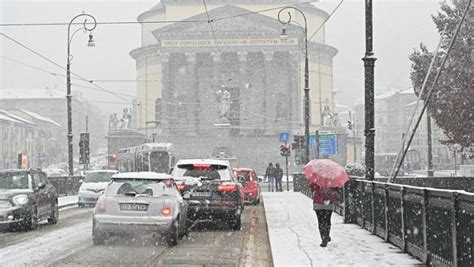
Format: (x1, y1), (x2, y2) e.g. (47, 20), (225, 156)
(122, 108), (132, 130)
(109, 113), (119, 130)
(216, 87), (231, 119)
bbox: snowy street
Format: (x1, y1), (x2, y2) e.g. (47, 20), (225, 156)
(0, 203), (272, 266)
(263, 192), (422, 266)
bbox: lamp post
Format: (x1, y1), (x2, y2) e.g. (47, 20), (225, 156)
(363, 1), (376, 181)
(67, 13), (97, 177)
(278, 7), (310, 164)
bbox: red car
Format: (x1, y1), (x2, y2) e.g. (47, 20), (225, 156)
(233, 168), (261, 205)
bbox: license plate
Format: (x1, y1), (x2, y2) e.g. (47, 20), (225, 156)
(192, 192), (212, 197)
(120, 203), (148, 211)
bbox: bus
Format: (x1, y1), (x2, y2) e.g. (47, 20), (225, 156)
(117, 143), (176, 174)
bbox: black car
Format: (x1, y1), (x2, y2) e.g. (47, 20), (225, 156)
(172, 159), (243, 230)
(0, 169), (59, 231)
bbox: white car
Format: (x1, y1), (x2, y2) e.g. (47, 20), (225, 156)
(92, 172), (188, 246)
(78, 170), (118, 207)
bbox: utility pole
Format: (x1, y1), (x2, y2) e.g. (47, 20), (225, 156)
(426, 111), (434, 177)
(363, 0), (376, 181)
(285, 142), (289, 191)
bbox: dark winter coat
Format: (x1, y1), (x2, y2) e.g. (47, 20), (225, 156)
(309, 182), (342, 210)
(265, 166), (276, 178)
(275, 167), (283, 180)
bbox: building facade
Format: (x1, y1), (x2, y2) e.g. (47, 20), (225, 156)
(0, 109), (62, 169)
(0, 88), (106, 163)
(353, 88), (451, 171)
(130, 1), (338, 171)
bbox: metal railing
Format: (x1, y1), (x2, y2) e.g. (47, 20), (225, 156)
(293, 174), (474, 266)
(47, 176), (83, 196)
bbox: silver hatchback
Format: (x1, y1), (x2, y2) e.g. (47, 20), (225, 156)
(92, 172), (188, 246)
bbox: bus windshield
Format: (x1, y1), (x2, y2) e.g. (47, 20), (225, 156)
(150, 151), (170, 174)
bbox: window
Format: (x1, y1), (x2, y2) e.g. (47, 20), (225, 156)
(32, 173), (41, 188)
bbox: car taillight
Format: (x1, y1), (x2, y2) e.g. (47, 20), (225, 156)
(162, 205), (172, 216)
(176, 182), (185, 192)
(97, 201), (106, 214)
(218, 184), (238, 193)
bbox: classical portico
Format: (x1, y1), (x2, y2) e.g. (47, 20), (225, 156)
(130, 2), (338, 171)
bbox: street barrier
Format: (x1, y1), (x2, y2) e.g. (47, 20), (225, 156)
(47, 176), (83, 196)
(293, 174), (474, 266)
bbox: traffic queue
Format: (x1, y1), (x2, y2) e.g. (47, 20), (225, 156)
(0, 153), (263, 247)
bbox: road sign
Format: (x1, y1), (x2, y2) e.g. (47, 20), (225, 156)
(309, 134), (338, 154)
(319, 134), (338, 155)
(38, 151), (47, 161)
(279, 132), (289, 143)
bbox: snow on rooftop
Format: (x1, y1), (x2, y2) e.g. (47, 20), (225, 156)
(0, 88), (64, 99)
(0, 110), (36, 125)
(0, 113), (24, 124)
(20, 109), (61, 127)
(112, 172), (172, 179)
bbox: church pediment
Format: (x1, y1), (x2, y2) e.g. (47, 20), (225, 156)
(153, 5), (300, 39)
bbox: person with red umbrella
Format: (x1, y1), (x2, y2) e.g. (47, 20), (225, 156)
(303, 159), (349, 247)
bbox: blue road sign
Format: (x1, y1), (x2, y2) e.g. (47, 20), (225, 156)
(38, 151), (47, 161)
(279, 132), (289, 143)
(319, 134), (338, 155)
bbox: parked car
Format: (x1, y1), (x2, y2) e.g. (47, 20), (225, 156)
(0, 169), (58, 231)
(233, 167), (261, 205)
(92, 172), (188, 246)
(172, 159), (243, 230)
(78, 170), (118, 207)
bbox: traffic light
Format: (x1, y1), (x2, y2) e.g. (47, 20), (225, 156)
(347, 120), (353, 130)
(295, 154), (302, 165)
(280, 144), (291, 157)
(79, 133), (90, 164)
(79, 139), (84, 164)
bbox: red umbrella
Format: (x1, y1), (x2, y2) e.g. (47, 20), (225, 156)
(303, 159), (349, 188)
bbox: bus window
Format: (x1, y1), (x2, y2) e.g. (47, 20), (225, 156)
(150, 152), (170, 173)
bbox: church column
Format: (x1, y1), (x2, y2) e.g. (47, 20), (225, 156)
(186, 52), (199, 135)
(288, 50), (300, 133)
(238, 51), (249, 135)
(160, 52), (172, 135)
(263, 51), (273, 134)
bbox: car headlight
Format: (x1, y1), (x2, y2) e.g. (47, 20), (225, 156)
(80, 186), (86, 192)
(12, 194), (29, 205)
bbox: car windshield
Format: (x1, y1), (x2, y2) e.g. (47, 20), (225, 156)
(173, 164), (231, 181)
(107, 179), (172, 197)
(0, 172), (29, 190)
(84, 172), (116, 183)
(235, 170), (253, 181)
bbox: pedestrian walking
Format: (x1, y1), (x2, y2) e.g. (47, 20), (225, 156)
(309, 183), (341, 247)
(265, 162), (276, 192)
(275, 163), (283, 192)
(303, 159), (348, 248)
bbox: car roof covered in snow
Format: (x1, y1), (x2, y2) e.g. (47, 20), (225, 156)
(176, 158), (231, 167)
(111, 172), (172, 180)
(87, 170), (119, 174)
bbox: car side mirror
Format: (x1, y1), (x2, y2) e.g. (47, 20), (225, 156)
(79, 179), (84, 184)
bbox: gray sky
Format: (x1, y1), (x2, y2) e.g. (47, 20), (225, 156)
(1, 0), (442, 114)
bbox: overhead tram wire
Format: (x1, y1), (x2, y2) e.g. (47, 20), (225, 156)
(0, 1), (319, 27)
(0, 33), (129, 102)
(308, 0), (344, 42)
(202, 0), (221, 52)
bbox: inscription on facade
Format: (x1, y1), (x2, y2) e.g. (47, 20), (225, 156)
(161, 38), (298, 48)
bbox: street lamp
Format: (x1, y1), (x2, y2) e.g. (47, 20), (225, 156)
(278, 7), (310, 164)
(67, 13), (97, 177)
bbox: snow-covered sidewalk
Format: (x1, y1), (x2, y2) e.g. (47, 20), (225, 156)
(263, 192), (422, 267)
(58, 195), (78, 209)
